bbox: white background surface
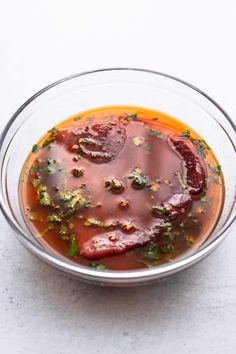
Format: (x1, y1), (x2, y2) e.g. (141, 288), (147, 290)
(0, 1), (236, 353)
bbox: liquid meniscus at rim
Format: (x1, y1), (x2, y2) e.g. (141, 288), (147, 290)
(19, 106), (224, 270)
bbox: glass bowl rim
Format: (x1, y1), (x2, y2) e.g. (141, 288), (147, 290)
(0, 67), (236, 282)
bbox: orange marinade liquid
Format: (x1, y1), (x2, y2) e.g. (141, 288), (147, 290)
(19, 106), (224, 270)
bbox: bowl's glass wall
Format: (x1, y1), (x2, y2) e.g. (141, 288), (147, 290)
(0, 69), (236, 282)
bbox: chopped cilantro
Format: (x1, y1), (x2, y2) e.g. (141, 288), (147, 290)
(48, 223), (55, 231)
(46, 159), (57, 174)
(193, 138), (211, 158)
(175, 171), (186, 189)
(59, 224), (68, 236)
(48, 127), (57, 134)
(42, 128), (58, 148)
(84, 218), (112, 228)
(27, 211), (36, 221)
(200, 196), (208, 204)
(59, 188), (89, 209)
(32, 144), (38, 153)
(152, 205), (171, 216)
(160, 221), (173, 231)
(162, 223), (176, 241)
(160, 244), (175, 253)
(181, 130), (190, 138)
(42, 139), (54, 148)
(185, 237), (193, 247)
(67, 237), (78, 257)
(90, 262), (106, 270)
(143, 243), (160, 261)
(32, 178), (41, 188)
(146, 129), (165, 139)
(141, 260), (159, 268)
(36, 228), (49, 237)
(47, 214), (62, 223)
(127, 114), (138, 121)
(61, 208), (76, 218)
(208, 164), (222, 183)
(72, 168), (83, 177)
(164, 230), (176, 241)
(29, 164), (40, 176)
(79, 138), (96, 145)
(37, 185), (52, 206)
(128, 167), (151, 189)
(73, 154), (81, 162)
(145, 142), (153, 154)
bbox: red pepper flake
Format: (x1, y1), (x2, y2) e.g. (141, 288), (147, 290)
(71, 168), (83, 177)
(122, 223), (135, 233)
(118, 200), (129, 210)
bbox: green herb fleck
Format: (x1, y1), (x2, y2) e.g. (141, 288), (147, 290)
(32, 178), (41, 188)
(143, 261), (160, 268)
(185, 238), (193, 247)
(160, 221), (173, 231)
(42, 139), (54, 148)
(152, 205), (171, 216)
(72, 168), (83, 177)
(160, 244), (175, 253)
(32, 144), (38, 153)
(41, 140), (50, 148)
(46, 159), (57, 174)
(79, 138), (96, 145)
(59, 188), (89, 209)
(36, 228), (49, 237)
(59, 224), (68, 236)
(90, 262), (106, 270)
(193, 138), (211, 158)
(145, 142), (153, 154)
(128, 167), (151, 189)
(181, 130), (191, 138)
(37, 185), (52, 206)
(67, 237), (78, 257)
(61, 208), (76, 218)
(42, 127), (58, 148)
(175, 171), (186, 189)
(160, 223), (176, 241)
(208, 164), (222, 183)
(127, 114), (138, 121)
(47, 214), (62, 223)
(48, 127), (57, 134)
(200, 196), (208, 204)
(143, 243), (161, 261)
(27, 211), (36, 221)
(146, 129), (165, 139)
(84, 218), (112, 228)
(164, 230), (176, 241)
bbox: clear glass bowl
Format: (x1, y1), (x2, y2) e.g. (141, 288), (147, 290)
(1, 68), (236, 286)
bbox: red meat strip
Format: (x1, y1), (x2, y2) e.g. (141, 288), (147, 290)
(80, 221), (164, 260)
(57, 123), (126, 163)
(168, 136), (206, 195)
(80, 193), (191, 260)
